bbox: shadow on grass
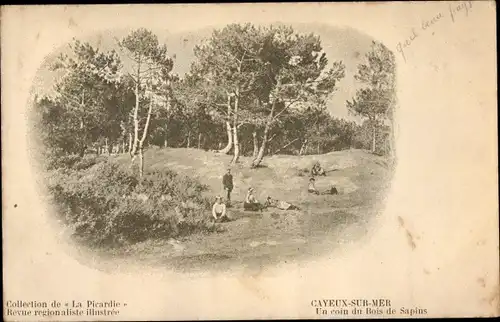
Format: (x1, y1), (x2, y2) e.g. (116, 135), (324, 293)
(250, 163), (269, 169)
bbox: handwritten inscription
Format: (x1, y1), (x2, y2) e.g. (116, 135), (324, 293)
(449, 1), (473, 23)
(396, 1), (473, 63)
(422, 12), (444, 31)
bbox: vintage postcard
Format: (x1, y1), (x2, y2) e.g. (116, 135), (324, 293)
(2, 2), (498, 320)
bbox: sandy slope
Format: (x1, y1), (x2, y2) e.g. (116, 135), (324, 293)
(99, 147), (393, 273)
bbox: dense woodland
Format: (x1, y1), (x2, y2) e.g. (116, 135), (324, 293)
(34, 24), (396, 177)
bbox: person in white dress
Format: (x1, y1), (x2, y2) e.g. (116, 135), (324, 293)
(212, 196), (229, 222)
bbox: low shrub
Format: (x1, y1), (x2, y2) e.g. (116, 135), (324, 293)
(47, 158), (216, 248)
(73, 155), (102, 170)
(45, 153), (103, 171)
(46, 154), (82, 170)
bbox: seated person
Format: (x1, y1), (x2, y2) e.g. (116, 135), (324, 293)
(308, 178), (339, 195)
(308, 177), (320, 195)
(323, 186), (339, 195)
(243, 187), (263, 211)
(311, 161), (326, 176)
(212, 196), (230, 222)
(265, 196), (300, 210)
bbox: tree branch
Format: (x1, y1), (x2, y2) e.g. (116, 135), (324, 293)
(237, 121), (253, 129)
(237, 49), (247, 73)
(141, 65), (164, 75)
(273, 137), (300, 154)
(125, 71), (138, 84)
(58, 91), (85, 109)
(270, 97), (302, 122)
(116, 44), (141, 65)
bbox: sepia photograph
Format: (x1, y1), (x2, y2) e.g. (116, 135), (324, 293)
(2, 2), (498, 320)
(29, 21), (396, 273)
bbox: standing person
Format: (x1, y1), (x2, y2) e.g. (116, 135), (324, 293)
(222, 168), (233, 206)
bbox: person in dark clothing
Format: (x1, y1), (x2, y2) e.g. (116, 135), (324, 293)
(326, 186), (339, 195)
(222, 168), (233, 206)
(311, 161), (327, 176)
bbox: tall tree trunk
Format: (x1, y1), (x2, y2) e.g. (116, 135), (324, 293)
(186, 131), (191, 148)
(252, 80), (280, 168)
(371, 117), (377, 153)
(252, 99), (277, 168)
(317, 142), (320, 155)
(252, 127), (268, 168)
(122, 139), (126, 154)
(218, 122), (233, 154)
(136, 91), (154, 178)
(128, 133), (133, 155)
(138, 146), (144, 179)
(79, 146), (86, 158)
(104, 138), (109, 155)
(130, 60), (141, 159)
(163, 102), (170, 149)
(78, 114), (86, 157)
(164, 123), (168, 148)
(232, 126), (240, 164)
(252, 131), (259, 160)
(231, 92), (240, 164)
(218, 95), (233, 154)
(197, 132), (202, 149)
(299, 139), (308, 155)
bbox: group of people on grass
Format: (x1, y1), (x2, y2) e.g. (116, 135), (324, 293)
(212, 162), (337, 222)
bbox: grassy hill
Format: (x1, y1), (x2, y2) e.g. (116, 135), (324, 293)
(95, 148), (393, 273)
